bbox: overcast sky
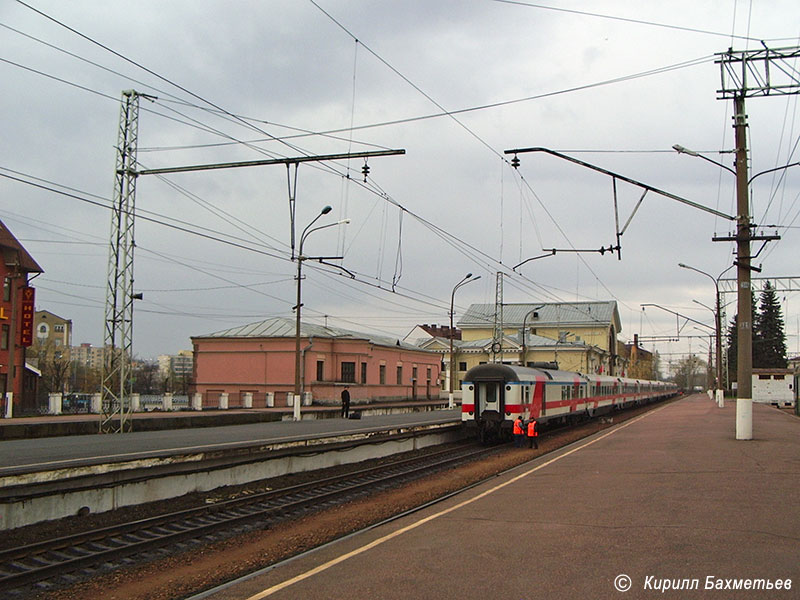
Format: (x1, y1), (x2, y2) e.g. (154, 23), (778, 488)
(2, 1), (799, 374)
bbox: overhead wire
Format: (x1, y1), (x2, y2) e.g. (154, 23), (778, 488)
(12, 0), (313, 158)
(10, 1), (777, 343)
(492, 0), (791, 42)
(4, 8), (724, 312)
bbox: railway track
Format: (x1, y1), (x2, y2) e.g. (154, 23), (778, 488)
(0, 442), (492, 596)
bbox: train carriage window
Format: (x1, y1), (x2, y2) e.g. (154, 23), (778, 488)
(483, 382), (499, 406)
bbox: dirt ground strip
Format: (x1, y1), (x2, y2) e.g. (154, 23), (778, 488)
(20, 401), (678, 600)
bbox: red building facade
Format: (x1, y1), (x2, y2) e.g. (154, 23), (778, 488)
(191, 317), (442, 407)
(1, 219), (44, 415)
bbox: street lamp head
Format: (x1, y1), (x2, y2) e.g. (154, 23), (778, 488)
(672, 144), (699, 157)
(678, 263), (688, 269)
(472, 275), (481, 281)
(465, 273), (472, 279)
(338, 218), (351, 225)
(320, 205), (332, 215)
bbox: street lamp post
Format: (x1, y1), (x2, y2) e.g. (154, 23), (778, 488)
(679, 263), (732, 406)
(449, 273), (480, 408)
(674, 142), (793, 438)
(294, 206), (349, 400)
(520, 305), (545, 367)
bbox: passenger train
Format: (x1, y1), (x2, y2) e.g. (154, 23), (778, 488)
(461, 363), (678, 442)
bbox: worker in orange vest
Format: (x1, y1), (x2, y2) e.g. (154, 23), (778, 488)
(513, 415), (525, 447)
(527, 418), (539, 449)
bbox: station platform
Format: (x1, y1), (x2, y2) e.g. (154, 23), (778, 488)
(0, 407), (463, 529)
(203, 395), (800, 600)
(0, 398), (451, 440)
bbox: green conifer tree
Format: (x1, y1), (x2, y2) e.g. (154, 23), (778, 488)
(753, 282), (788, 368)
(725, 291), (756, 383)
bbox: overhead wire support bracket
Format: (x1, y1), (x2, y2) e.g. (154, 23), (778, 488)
(504, 147), (735, 222)
(641, 303), (715, 334)
(135, 149), (406, 176)
(136, 147), (404, 264)
(716, 45), (800, 99)
(542, 245), (620, 257)
(512, 250), (556, 271)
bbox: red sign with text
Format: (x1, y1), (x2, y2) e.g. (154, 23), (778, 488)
(20, 286), (35, 347)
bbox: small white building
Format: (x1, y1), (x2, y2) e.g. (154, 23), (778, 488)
(752, 369), (795, 407)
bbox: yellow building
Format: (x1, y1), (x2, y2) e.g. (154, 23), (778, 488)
(624, 334), (657, 380)
(29, 310), (72, 366)
(425, 301), (625, 391)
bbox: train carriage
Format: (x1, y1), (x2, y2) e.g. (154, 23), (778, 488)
(462, 363), (677, 442)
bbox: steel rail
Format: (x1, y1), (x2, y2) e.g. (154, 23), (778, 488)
(0, 442), (490, 592)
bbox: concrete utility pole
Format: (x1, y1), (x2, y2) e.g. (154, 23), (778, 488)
(713, 46), (800, 440)
(294, 210), (349, 398)
(733, 94), (754, 439)
(679, 262), (732, 405)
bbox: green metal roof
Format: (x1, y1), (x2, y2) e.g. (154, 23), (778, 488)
(458, 301), (620, 332)
(195, 316), (426, 351)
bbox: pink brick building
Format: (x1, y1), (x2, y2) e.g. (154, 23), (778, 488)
(190, 317), (442, 407)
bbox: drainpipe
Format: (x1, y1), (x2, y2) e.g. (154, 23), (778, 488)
(300, 336), (313, 397)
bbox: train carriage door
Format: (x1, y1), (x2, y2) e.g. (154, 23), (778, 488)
(531, 376), (545, 418)
(478, 381), (502, 418)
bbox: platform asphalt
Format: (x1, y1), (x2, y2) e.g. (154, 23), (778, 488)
(202, 394), (800, 600)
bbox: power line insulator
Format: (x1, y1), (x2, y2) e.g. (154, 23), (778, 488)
(511, 155), (520, 169)
(362, 162), (370, 181)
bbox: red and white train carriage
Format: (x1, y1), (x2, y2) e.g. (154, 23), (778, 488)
(461, 363), (677, 442)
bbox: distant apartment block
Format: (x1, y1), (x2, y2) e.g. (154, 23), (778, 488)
(71, 343), (105, 370)
(158, 350), (194, 379)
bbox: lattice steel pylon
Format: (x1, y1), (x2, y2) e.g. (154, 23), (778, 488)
(101, 90), (142, 433)
(492, 272), (504, 363)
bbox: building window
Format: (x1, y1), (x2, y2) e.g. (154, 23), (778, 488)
(3, 277), (10, 302)
(426, 366), (432, 382)
(412, 366), (418, 382)
(361, 362), (367, 384)
(1, 324), (8, 350)
(341, 362), (356, 383)
(396, 365), (403, 385)
(459, 361), (467, 371)
(380, 365), (386, 385)
(54, 324), (65, 333)
(316, 360), (324, 381)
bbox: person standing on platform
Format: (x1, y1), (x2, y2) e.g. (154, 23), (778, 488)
(527, 418), (539, 449)
(341, 386), (351, 418)
(513, 415), (525, 447)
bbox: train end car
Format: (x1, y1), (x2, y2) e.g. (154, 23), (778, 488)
(461, 363), (547, 443)
(462, 363), (679, 443)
